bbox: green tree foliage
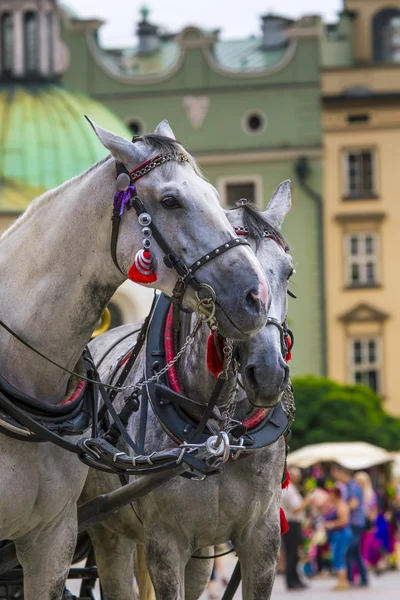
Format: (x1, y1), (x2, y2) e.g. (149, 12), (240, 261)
(290, 376), (400, 451)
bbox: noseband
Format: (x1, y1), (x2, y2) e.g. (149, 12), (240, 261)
(110, 154), (250, 305)
(234, 226), (293, 360)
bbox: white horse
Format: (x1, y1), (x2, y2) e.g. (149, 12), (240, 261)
(0, 120), (269, 600)
(81, 181), (293, 600)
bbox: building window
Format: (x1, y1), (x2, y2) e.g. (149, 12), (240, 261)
(47, 12), (54, 75)
(24, 12), (39, 74)
(372, 8), (400, 62)
(349, 337), (381, 393)
(218, 176), (262, 208)
(343, 150), (376, 198)
(345, 232), (379, 287)
(224, 182), (255, 209)
(1, 13), (13, 75)
(242, 110), (267, 135)
(126, 118), (144, 137)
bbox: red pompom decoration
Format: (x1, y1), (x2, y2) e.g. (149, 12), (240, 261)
(128, 250), (157, 284)
(280, 507), (289, 535)
(281, 467), (291, 489)
(206, 330), (225, 379)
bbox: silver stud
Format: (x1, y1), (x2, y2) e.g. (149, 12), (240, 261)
(215, 249), (219, 254)
(143, 238), (152, 249)
(206, 255), (210, 260)
(225, 243), (229, 248)
(197, 261), (201, 266)
(189, 269), (192, 273)
(142, 226), (152, 238)
(236, 239), (240, 242)
(138, 213), (151, 226)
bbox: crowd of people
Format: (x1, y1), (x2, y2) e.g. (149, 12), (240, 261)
(281, 464), (400, 591)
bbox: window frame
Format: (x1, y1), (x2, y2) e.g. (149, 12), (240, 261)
(343, 230), (380, 289)
(341, 148), (378, 200)
(24, 11), (39, 75)
(1, 12), (13, 76)
(347, 336), (382, 394)
(217, 175), (262, 209)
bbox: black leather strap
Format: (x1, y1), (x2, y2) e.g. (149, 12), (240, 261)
(186, 375), (227, 442)
(186, 237), (250, 278)
(111, 207), (124, 274)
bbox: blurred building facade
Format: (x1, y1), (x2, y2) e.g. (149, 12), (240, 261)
(322, 0), (400, 414)
(0, 0), (154, 327)
(59, 6), (324, 377)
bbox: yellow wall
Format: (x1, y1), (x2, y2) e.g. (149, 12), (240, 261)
(323, 104), (400, 414)
(322, 64), (400, 95)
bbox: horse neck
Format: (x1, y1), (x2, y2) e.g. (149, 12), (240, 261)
(0, 158), (124, 404)
(177, 314), (234, 407)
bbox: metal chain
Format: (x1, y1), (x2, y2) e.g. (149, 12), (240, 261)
(131, 153), (189, 182)
(112, 319), (201, 394)
(220, 339), (241, 426)
(281, 382), (296, 424)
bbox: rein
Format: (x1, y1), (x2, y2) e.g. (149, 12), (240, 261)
(0, 152), (295, 480)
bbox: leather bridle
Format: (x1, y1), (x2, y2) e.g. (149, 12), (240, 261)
(111, 155), (250, 300)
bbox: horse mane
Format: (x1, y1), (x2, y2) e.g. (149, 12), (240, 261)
(134, 134), (202, 178)
(232, 199), (289, 250)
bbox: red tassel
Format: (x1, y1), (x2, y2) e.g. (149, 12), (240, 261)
(206, 330), (225, 378)
(282, 467), (291, 489)
(280, 507), (289, 535)
(285, 335), (292, 363)
(128, 250), (157, 284)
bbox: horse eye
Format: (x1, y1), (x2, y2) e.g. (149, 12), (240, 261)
(287, 269), (294, 280)
(161, 196), (179, 209)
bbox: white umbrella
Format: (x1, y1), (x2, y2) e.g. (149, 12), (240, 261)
(287, 441), (392, 470)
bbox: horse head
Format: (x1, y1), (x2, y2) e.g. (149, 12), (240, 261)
(226, 181), (293, 407)
(89, 119), (269, 340)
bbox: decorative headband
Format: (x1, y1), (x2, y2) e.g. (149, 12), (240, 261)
(234, 226), (290, 253)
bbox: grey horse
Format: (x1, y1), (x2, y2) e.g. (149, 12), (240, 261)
(81, 181), (293, 600)
(0, 120), (269, 600)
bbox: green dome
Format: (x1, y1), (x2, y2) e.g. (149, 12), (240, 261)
(0, 84), (131, 212)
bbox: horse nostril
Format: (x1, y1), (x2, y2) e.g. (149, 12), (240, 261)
(245, 365), (259, 390)
(244, 290), (261, 315)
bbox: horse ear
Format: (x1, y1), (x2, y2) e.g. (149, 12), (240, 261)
(264, 180), (291, 228)
(154, 120), (176, 139)
(85, 116), (134, 163)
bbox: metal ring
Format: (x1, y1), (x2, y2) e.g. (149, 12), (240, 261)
(138, 213), (152, 226)
(143, 238), (152, 249)
(142, 226), (152, 238)
(195, 283), (217, 303)
(196, 299), (216, 323)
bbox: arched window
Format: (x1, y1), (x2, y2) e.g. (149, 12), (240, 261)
(372, 8), (400, 62)
(24, 11), (38, 73)
(1, 13), (13, 75)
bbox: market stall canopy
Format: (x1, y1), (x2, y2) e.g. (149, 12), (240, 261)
(287, 442), (392, 470)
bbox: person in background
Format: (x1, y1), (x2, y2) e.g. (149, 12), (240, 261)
(307, 478), (331, 576)
(331, 465), (368, 587)
(354, 471), (378, 569)
(281, 467), (309, 590)
(324, 487), (352, 590)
